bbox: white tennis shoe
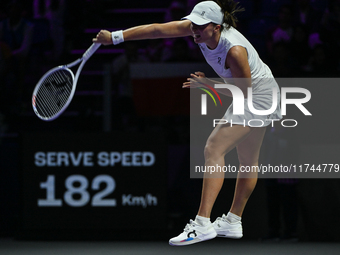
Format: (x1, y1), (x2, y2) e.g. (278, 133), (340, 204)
(212, 214), (243, 238)
(169, 219), (217, 246)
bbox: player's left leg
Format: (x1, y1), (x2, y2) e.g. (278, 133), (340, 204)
(169, 123), (253, 246)
(213, 126), (266, 238)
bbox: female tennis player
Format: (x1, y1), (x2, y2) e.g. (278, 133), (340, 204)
(93, 0), (282, 246)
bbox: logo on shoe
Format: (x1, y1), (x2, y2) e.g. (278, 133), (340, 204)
(187, 230), (197, 238)
(180, 230), (197, 242)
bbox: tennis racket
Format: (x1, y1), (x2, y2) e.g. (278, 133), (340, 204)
(32, 43), (101, 121)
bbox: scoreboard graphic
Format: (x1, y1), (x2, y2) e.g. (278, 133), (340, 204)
(20, 133), (167, 231)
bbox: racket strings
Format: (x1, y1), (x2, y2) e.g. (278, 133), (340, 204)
(35, 69), (73, 118)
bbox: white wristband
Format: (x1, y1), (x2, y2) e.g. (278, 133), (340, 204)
(111, 30), (124, 45)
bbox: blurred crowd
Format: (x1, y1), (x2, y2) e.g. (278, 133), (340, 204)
(112, 0), (340, 78)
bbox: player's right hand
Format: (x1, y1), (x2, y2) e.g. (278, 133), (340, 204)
(93, 30), (112, 45)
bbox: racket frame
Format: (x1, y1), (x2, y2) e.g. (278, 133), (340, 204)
(32, 43), (101, 121)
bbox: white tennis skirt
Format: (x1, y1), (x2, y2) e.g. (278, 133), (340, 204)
(223, 78), (282, 127)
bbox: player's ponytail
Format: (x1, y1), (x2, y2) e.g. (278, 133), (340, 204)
(215, 0), (244, 29)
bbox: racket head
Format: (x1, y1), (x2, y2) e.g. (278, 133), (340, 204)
(32, 66), (75, 121)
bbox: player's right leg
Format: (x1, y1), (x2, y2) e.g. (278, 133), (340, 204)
(169, 123), (253, 246)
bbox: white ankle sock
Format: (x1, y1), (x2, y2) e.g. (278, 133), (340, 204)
(195, 215), (210, 226)
(226, 212), (241, 223)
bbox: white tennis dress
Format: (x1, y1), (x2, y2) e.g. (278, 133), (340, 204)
(198, 26), (282, 126)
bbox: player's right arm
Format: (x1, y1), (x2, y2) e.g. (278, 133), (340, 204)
(93, 20), (192, 45)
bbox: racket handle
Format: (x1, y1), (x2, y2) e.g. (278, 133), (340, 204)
(83, 43), (101, 60)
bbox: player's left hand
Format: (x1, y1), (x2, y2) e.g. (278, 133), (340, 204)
(183, 71), (208, 88)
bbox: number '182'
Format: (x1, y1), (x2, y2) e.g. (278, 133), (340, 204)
(38, 175), (116, 207)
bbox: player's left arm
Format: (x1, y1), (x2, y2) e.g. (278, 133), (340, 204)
(225, 46), (252, 98)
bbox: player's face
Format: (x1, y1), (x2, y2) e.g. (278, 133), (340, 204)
(190, 22), (215, 44)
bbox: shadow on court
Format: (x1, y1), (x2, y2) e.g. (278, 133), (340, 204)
(1, 239), (340, 255)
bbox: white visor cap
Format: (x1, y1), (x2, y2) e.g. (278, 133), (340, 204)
(182, 1), (224, 25)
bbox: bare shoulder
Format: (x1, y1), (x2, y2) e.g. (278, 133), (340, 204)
(226, 45), (250, 78)
(226, 46), (248, 68)
(227, 46), (248, 60)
